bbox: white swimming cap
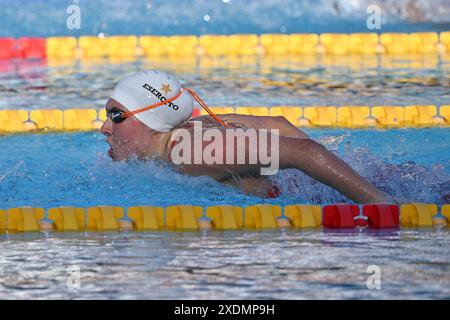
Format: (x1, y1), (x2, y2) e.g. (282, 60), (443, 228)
(110, 70), (194, 132)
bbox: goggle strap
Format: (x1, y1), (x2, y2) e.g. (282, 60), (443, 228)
(182, 87), (229, 128)
(121, 87), (229, 128)
(122, 89), (183, 118)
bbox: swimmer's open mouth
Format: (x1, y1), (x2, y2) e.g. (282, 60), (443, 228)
(106, 140), (114, 157)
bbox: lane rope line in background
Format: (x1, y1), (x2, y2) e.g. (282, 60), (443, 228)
(0, 105), (449, 134)
(1, 32), (450, 60)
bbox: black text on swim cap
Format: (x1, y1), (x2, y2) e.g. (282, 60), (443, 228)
(142, 83), (179, 110)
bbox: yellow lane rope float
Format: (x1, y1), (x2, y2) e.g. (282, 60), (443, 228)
(0, 203), (449, 233)
(0, 105), (448, 133)
(1, 32), (449, 60)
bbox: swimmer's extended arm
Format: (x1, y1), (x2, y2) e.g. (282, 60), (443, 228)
(177, 135), (387, 204)
(276, 137), (388, 203)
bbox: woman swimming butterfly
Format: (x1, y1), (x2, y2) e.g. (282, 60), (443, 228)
(101, 70), (389, 203)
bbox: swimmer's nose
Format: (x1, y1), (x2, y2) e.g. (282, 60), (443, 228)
(100, 119), (112, 136)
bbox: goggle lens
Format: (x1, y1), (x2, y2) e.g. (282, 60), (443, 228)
(107, 108), (126, 123)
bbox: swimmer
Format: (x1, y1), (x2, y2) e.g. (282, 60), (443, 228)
(101, 70), (389, 203)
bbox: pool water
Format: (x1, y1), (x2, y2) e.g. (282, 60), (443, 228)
(0, 229), (449, 299)
(1, 54), (450, 110)
(0, 54), (449, 299)
(2, 0), (450, 37)
(0, 129), (449, 208)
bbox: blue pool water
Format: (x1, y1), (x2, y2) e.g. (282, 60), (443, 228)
(0, 54), (449, 208)
(1, 0), (450, 37)
(0, 55), (449, 299)
(0, 128), (449, 209)
(1, 54), (450, 110)
(1, 117), (449, 301)
(0, 0), (449, 299)
(0, 229), (449, 299)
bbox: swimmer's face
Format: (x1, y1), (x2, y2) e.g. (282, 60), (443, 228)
(101, 98), (158, 161)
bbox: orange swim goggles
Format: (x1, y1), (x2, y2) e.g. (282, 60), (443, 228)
(108, 87), (229, 128)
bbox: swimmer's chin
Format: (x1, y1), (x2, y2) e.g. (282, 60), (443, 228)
(107, 148), (127, 162)
(107, 150), (154, 163)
